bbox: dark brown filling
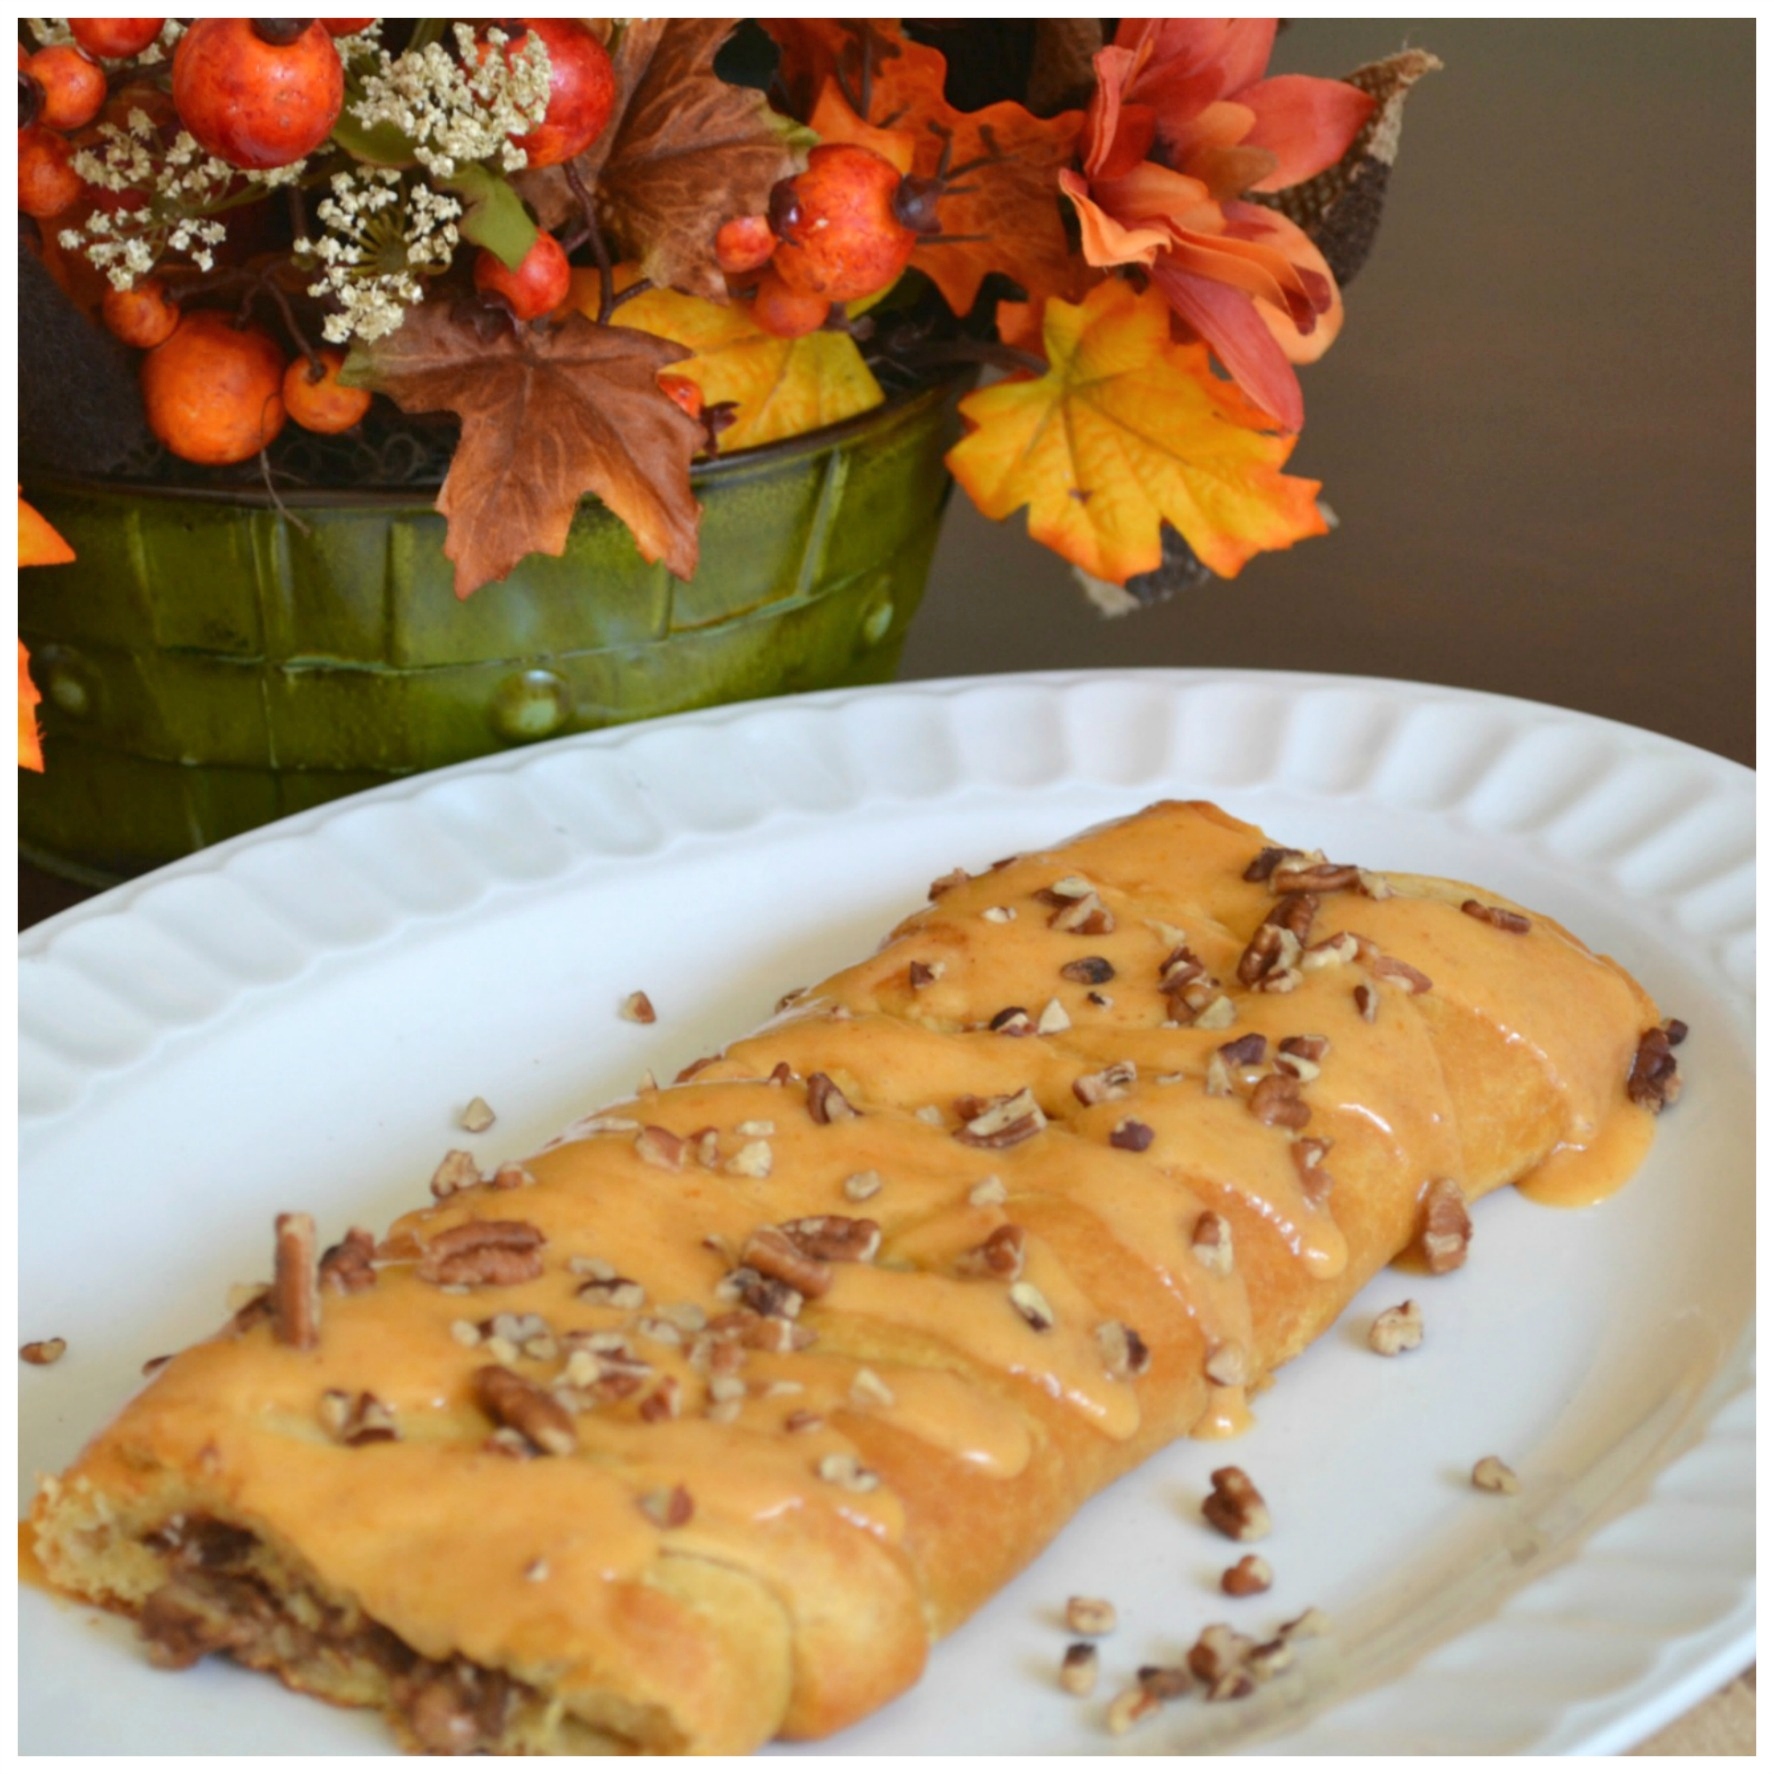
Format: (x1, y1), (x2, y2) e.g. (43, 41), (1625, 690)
(137, 1515), (522, 1754)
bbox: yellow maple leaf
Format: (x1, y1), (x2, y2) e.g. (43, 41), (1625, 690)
(19, 492), (74, 772)
(592, 275), (884, 454)
(947, 278), (1328, 584)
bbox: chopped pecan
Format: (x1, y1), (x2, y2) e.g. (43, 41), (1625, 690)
(638, 1484), (693, 1527)
(1664, 1017), (1689, 1046)
(1192, 993), (1237, 1029)
(489, 1162), (536, 1191)
(1095, 1320), (1151, 1380)
(1291, 1136), (1334, 1205)
(1249, 1073), (1311, 1129)
(929, 868), (969, 900)
(1065, 1594), (1116, 1635)
(1203, 1466), (1270, 1542)
(816, 1451), (880, 1492)
(1217, 1033), (1267, 1069)
(1419, 1178), (1472, 1274)
(1204, 1052), (1234, 1097)
(397, 1659), (512, 1755)
(1191, 1211), (1234, 1275)
(1460, 899), (1531, 934)
(1626, 1023), (1684, 1113)
(1272, 859), (1362, 894)
(619, 990), (656, 1023)
(576, 1275), (645, 1311)
(1060, 955), (1115, 985)
(1235, 920), (1299, 989)
(780, 1214), (881, 1263)
(139, 1572), (273, 1671)
(907, 960), (943, 990)
(472, 1365), (576, 1456)
(1110, 1117), (1155, 1152)
(1247, 1638), (1294, 1684)
(430, 1149), (481, 1200)
(1302, 931), (1361, 971)
(849, 1366), (895, 1408)
(675, 1054), (718, 1083)
(1059, 1641), (1099, 1696)
(1036, 998), (1071, 1034)
(1106, 1683), (1163, 1733)
(721, 1268), (804, 1321)
(1204, 1340), (1249, 1387)
(1188, 1622), (1257, 1686)
(638, 1377), (683, 1424)
(980, 905), (1016, 923)
(1221, 1554), (1272, 1597)
(1159, 942), (1208, 991)
(988, 1006), (1036, 1037)
(1049, 890), (1115, 935)
(1242, 846), (1289, 883)
(967, 1173), (1008, 1207)
(956, 1223), (1026, 1281)
(725, 1139), (774, 1179)
(459, 1096), (496, 1134)
(1471, 1454), (1520, 1494)
(1278, 1606), (1331, 1640)
(1369, 950), (1433, 994)
(1368, 1300), (1424, 1355)
(417, 1220), (545, 1288)
(843, 1169), (884, 1203)
(633, 1125), (685, 1172)
(20, 1337), (66, 1365)
(273, 1213), (320, 1351)
(783, 1408), (824, 1434)
(318, 1226), (377, 1296)
(1353, 982), (1378, 1022)
(1009, 1280), (1056, 1331)
(1073, 1060), (1136, 1106)
(1138, 1664), (1192, 1700)
(318, 1388), (398, 1446)
(807, 1071), (861, 1124)
(768, 1061), (797, 1086)
(1279, 1032), (1330, 1064)
(740, 1226), (833, 1299)
(954, 1088), (1046, 1149)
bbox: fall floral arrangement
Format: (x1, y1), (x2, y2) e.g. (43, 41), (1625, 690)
(19, 17), (1437, 769)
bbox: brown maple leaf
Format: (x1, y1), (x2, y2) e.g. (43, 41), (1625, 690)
(524, 20), (801, 302)
(351, 304), (702, 599)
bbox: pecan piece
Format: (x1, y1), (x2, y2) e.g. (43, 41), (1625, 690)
(1221, 1554), (1272, 1597)
(779, 1214), (881, 1263)
(1188, 1621), (1257, 1686)
(1049, 890), (1114, 935)
(318, 1388), (398, 1446)
(907, 959), (943, 990)
(20, 1338), (66, 1366)
(987, 1006), (1036, 1037)
(1109, 1117), (1155, 1152)
(417, 1220), (545, 1288)
(1419, 1178), (1472, 1274)
(1272, 860), (1362, 894)
(1060, 955), (1115, 985)
(1217, 1033), (1267, 1069)
(1472, 1454), (1521, 1494)
(1009, 1280), (1056, 1331)
(956, 1222), (1026, 1281)
(637, 1483), (694, 1527)
(1242, 846), (1289, 883)
(1203, 1466), (1270, 1542)
(843, 1169), (883, 1203)
(633, 1125), (685, 1172)
(1059, 1641), (1099, 1696)
(1368, 1300), (1424, 1355)
(318, 1226), (377, 1296)
(1073, 1060), (1136, 1106)
(1065, 1594), (1116, 1635)
(1460, 899), (1531, 934)
(1138, 1664), (1192, 1700)
(1191, 1211), (1234, 1275)
(1235, 920), (1298, 989)
(929, 867), (969, 900)
(473, 1365), (576, 1456)
(1095, 1320), (1151, 1380)
(138, 1572), (272, 1671)
(741, 1225), (833, 1299)
(1204, 1340), (1249, 1387)
(954, 1088), (1046, 1149)
(816, 1451), (880, 1492)
(1249, 1073), (1311, 1129)
(619, 990), (656, 1023)
(1626, 1023), (1684, 1113)
(1353, 982), (1378, 1022)
(806, 1071), (861, 1124)
(273, 1213), (319, 1350)
(1106, 1683), (1163, 1733)
(429, 1149), (481, 1200)
(1369, 951), (1433, 994)
(1291, 1136), (1334, 1205)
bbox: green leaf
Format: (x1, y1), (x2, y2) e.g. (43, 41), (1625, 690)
(327, 107), (420, 169)
(444, 164), (539, 271)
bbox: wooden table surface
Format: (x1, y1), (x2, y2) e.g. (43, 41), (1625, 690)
(15, 18), (1753, 1750)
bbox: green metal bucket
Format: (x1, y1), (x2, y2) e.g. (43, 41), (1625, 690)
(21, 375), (963, 883)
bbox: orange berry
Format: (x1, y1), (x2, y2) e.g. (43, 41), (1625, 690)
(172, 19), (343, 170)
(282, 348), (372, 434)
(321, 19), (375, 34)
(751, 269), (830, 340)
(658, 374), (704, 421)
(715, 214), (775, 276)
(769, 144), (917, 304)
(69, 19), (165, 61)
(27, 45), (107, 131)
(18, 127), (83, 219)
(503, 19), (615, 169)
(473, 231), (570, 322)
(101, 277), (180, 349)
(141, 311), (288, 466)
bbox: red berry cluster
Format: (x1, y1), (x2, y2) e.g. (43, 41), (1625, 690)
(716, 143), (935, 339)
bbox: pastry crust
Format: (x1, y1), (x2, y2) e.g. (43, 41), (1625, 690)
(32, 801), (1673, 1753)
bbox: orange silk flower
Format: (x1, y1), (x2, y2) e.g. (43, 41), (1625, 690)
(1060, 19), (1373, 431)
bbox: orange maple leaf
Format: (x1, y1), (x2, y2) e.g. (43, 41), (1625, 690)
(946, 279), (1327, 584)
(768, 19), (1083, 316)
(19, 491), (74, 772)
